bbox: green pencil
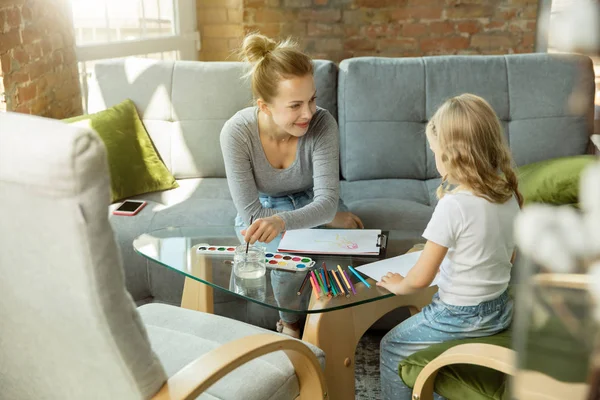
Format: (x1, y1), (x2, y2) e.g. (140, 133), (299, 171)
(328, 269), (338, 296)
(315, 268), (326, 293)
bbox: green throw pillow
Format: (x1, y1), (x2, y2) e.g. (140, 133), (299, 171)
(65, 99), (178, 202)
(517, 155), (597, 205)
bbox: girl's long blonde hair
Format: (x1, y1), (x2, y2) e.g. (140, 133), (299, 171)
(238, 33), (313, 103)
(427, 93), (523, 207)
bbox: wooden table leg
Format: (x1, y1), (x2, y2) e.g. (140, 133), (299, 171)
(302, 286), (438, 400)
(180, 255), (214, 313)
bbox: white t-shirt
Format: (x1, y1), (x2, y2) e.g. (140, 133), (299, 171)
(423, 191), (520, 306)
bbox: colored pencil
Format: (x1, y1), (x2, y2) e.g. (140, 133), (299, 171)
(321, 271), (331, 297)
(332, 269), (346, 296)
(337, 265), (352, 290)
(348, 265), (371, 288)
(297, 271), (311, 295)
(322, 262), (331, 290)
(328, 270), (338, 297)
(319, 268), (329, 295)
(315, 268), (326, 293)
(338, 268), (352, 295)
(329, 270), (338, 296)
(309, 274), (320, 299)
(343, 269), (357, 295)
(310, 270), (321, 293)
(337, 270), (350, 297)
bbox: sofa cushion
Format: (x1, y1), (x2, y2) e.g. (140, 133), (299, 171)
(341, 178), (438, 206)
(313, 59), (338, 120)
(345, 198), (433, 234)
(123, 178), (234, 207)
(341, 179), (437, 233)
(517, 155), (597, 205)
(148, 198), (237, 231)
(139, 303), (325, 400)
(65, 99), (178, 202)
(506, 55), (594, 166)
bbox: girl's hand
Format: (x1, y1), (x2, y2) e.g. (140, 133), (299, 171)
(241, 216), (285, 244)
(376, 272), (405, 295)
(325, 211), (364, 229)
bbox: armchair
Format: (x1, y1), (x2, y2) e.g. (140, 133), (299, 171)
(0, 112), (327, 400)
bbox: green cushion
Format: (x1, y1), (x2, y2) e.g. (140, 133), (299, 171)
(517, 155), (597, 205)
(65, 99), (178, 202)
(400, 330), (512, 400)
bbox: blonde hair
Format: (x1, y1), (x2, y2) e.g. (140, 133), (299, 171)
(426, 93), (523, 207)
(239, 33), (313, 103)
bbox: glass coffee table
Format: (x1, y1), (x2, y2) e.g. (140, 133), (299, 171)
(133, 226), (437, 400)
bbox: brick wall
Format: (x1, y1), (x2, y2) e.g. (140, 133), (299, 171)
(197, 0), (244, 61)
(197, 0), (538, 62)
(0, 0), (82, 118)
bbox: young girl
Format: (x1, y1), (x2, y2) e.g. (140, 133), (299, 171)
(377, 93), (523, 400)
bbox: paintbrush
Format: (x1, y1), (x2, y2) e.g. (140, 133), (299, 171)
(245, 215), (254, 254)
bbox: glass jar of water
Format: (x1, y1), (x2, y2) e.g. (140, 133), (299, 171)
(230, 273), (266, 302)
(233, 244), (266, 279)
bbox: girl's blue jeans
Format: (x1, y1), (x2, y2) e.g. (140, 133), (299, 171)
(235, 190), (348, 324)
(380, 290), (513, 400)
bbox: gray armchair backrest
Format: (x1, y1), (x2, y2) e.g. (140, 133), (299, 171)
(0, 112), (167, 399)
(338, 54), (595, 181)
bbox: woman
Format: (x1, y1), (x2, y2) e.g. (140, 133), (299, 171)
(220, 33), (363, 337)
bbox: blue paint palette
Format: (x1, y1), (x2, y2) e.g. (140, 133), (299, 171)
(195, 245), (315, 272)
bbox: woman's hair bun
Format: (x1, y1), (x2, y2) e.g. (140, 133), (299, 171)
(240, 33), (278, 64)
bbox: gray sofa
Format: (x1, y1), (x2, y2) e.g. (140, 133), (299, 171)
(89, 54), (595, 330)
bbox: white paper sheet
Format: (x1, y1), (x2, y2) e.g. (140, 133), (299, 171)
(356, 250), (446, 287)
(277, 229), (382, 255)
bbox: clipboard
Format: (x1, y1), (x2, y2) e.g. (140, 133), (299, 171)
(277, 229), (388, 258)
(376, 231), (388, 259)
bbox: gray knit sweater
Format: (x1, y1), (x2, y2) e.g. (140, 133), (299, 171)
(220, 106), (340, 230)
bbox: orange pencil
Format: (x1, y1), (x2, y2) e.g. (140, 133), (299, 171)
(332, 269), (346, 296)
(309, 274), (321, 299)
(337, 264), (352, 291)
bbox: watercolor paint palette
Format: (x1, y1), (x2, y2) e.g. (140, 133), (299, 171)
(195, 245), (316, 271)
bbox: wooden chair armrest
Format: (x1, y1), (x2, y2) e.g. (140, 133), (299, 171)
(533, 273), (588, 290)
(514, 370), (590, 400)
(152, 333), (327, 400)
(412, 343), (515, 400)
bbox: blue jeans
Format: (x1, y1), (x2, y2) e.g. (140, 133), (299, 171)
(380, 291), (513, 400)
(235, 190), (348, 324)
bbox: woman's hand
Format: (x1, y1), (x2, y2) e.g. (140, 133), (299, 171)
(376, 272), (405, 295)
(325, 211), (364, 229)
(241, 215), (286, 244)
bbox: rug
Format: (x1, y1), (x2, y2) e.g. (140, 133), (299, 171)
(355, 330), (385, 400)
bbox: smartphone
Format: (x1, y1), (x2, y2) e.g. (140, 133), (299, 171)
(112, 200), (147, 216)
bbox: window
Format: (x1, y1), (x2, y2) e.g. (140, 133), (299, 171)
(70, 0), (199, 112)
